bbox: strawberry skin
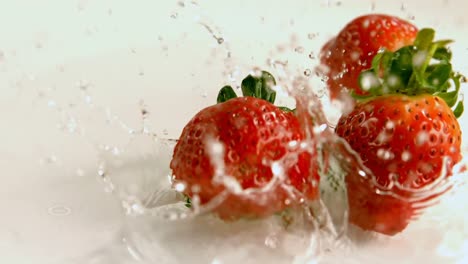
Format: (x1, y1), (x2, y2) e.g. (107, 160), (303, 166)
(170, 96), (319, 220)
(320, 14), (418, 99)
(336, 94), (462, 235)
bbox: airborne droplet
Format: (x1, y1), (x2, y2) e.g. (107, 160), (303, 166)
(294, 46), (305, 53)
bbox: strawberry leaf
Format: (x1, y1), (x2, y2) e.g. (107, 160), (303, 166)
(453, 101), (464, 118)
(216, 71), (296, 113)
(426, 62), (451, 91)
(217, 85), (238, 103)
(433, 46), (452, 62)
(241, 71), (277, 104)
(183, 194), (192, 208)
(433, 39), (454, 47)
(278, 106), (296, 113)
(356, 27), (465, 118)
(371, 51), (385, 73)
(414, 28), (435, 50)
(374, 51), (394, 76)
(435, 91), (458, 107)
(388, 47), (413, 91)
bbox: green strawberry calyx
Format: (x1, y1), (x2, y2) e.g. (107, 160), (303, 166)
(355, 28), (465, 118)
(217, 71), (295, 112)
(217, 70), (276, 103)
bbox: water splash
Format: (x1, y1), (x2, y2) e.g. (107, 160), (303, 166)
(36, 1), (468, 263)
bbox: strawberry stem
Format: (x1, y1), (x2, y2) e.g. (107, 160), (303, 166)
(355, 28), (465, 118)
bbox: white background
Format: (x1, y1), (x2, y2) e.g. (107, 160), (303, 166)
(0, 0), (467, 263)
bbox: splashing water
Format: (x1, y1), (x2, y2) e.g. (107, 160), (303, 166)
(22, 1), (468, 263)
(85, 59), (465, 263)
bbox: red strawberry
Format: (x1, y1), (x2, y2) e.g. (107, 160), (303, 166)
(335, 28), (464, 235)
(170, 92), (319, 220)
(320, 14), (418, 100)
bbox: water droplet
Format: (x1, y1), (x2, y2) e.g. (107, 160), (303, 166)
(45, 155), (58, 164)
(294, 46), (305, 53)
(98, 168), (106, 177)
(400, 3), (406, 11)
(271, 162), (284, 177)
(377, 149), (394, 160)
(174, 182), (186, 192)
(170, 12), (178, 19)
(265, 235), (279, 249)
(76, 80), (91, 90)
(308, 52), (316, 60)
(208, 140), (224, 157)
(67, 118), (78, 133)
(48, 205), (71, 216)
(84, 95), (92, 104)
(350, 51), (360, 61)
(385, 121), (395, 130)
(304, 69), (312, 76)
(112, 147), (121, 156)
(360, 72), (380, 91)
(217, 37), (224, 44)
(401, 151), (412, 162)
(307, 33), (317, 39)
(35, 42), (43, 49)
(313, 124), (328, 134)
(416, 132), (429, 146)
(141, 108), (149, 118)
(413, 51), (427, 67)
(387, 74), (400, 87)
(315, 64), (330, 76)
(48, 100), (57, 108)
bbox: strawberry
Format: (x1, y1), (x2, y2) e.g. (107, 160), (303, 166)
(335, 28), (464, 235)
(320, 14), (418, 100)
(170, 72), (319, 220)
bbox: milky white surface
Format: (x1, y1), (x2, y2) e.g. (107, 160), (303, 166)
(0, 0), (467, 263)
